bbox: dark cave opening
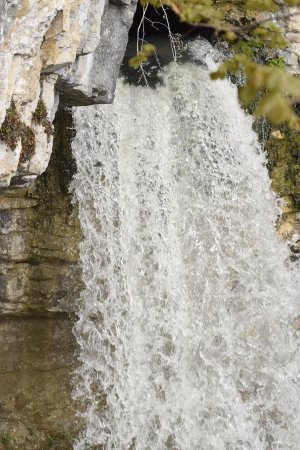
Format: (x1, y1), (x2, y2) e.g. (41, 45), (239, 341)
(129, 3), (191, 36)
(129, 3), (215, 39)
(123, 3), (216, 86)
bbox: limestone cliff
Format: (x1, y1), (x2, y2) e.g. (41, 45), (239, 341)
(0, 0), (136, 188)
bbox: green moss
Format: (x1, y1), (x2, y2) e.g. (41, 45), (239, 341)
(32, 98), (48, 123)
(0, 432), (15, 450)
(45, 431), (74, 450)
(232, 37), (264, 59)
(0, 101), (36, 160)
(247, 37), (264, 49)
(233, 40), (254, 58)
(265, 125), (300, 206)
(42, 118), (54, 137)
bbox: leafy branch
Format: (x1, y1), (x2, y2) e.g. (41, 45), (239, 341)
(211, 54), (300, 130)
(130, 0), (300, 131)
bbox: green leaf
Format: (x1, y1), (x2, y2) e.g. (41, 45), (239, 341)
(246, 0), (279, 11)
(239, 85), (258, 106)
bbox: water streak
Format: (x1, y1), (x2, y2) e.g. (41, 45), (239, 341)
(71, 47), (300, 450)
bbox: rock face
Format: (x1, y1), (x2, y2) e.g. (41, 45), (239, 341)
(0, 317), (80, 450)
(214, 3), (300, 251)
(265, 125), (300, 258)
(214, 1), (300, 72)
(0, 108), (84, 449)
(0, 109), (83, 317)
(282, 7), (300, 73)
(0, 0), (136, 188)
(264, 9), (300, 254)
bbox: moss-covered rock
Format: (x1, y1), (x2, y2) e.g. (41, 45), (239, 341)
(0, 108), (84, 448)
(265, 124), (300, 249)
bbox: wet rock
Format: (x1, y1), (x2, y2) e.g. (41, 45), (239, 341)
(264, 125), (300, 253)
(0, 109), (84, 448)
(0, 317), (80, 450)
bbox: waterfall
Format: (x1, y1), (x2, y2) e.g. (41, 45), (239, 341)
(71, 42), (300, 450)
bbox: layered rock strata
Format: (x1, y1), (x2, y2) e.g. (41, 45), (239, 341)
(0, 108), (84, 449)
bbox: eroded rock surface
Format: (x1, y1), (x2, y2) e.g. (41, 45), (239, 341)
(0, 109), (84, 449)
(282, 7), (300, 73)
(0, 0), (136, 188)
(265, 125), (300, 258)
(0, 317), (80, 450)
(0, 109), (83, 316)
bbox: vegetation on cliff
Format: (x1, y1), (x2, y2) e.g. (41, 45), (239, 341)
(32, 99), (54, 137)
(0, 99), (54, 163)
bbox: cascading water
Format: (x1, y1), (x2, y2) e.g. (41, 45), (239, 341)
(71, 41), (300, 450)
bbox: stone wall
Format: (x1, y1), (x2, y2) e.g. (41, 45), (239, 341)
(0, 317), (80, 450)
(282, 7), (300, 73)
(0, 109), (82, 317)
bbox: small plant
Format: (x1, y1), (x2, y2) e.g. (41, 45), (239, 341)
(32, 99), (54, 137)
(0, 99), (54, 163)
(42, 119), (54, 137)
(129, 43), (156, 69)
(267, 55), (286, 68)
(233, 37), (264, 59)
(32, 98), (48, 123)
(0, 101), (23, 150)
(20, 124), (36, 162)
(0, 101), (37, 162)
